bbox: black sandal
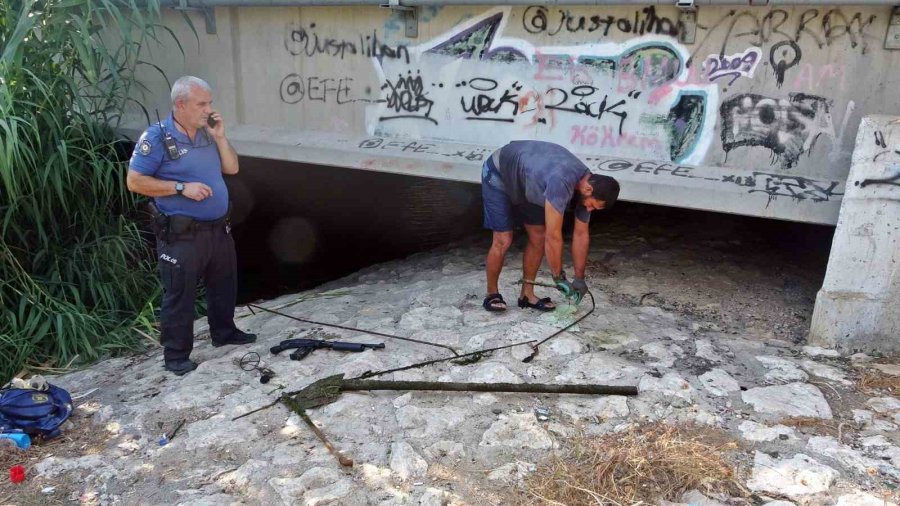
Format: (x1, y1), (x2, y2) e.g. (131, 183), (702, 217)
(518, 296), (555, 312)
(483, 293), (507, 312)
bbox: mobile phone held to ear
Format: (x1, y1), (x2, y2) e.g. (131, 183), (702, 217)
(207, 114), (218, 128)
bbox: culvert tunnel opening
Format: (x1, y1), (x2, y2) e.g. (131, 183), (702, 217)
(229, 156), (834, 342)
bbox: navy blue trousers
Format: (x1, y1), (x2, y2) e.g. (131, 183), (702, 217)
(156, 222), (238, 362)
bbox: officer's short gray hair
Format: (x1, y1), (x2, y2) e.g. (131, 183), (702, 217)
(170, 76), (212, 105)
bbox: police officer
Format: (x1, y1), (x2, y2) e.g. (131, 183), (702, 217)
(126, 76), (256, 376)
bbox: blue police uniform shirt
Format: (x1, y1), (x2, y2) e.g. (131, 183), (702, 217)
(129, 113), (229, 221)
(496, 141), (592, 223)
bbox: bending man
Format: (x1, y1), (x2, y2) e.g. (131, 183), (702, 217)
(481, 141), (619, 312)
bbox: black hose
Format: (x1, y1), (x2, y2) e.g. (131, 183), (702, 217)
(522, 290), (595, 363)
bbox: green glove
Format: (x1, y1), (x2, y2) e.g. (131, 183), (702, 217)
(572, 277), (588, 305)
(553, 272), (576, 300)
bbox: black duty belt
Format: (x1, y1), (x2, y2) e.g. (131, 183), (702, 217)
(146, 200), (230, 240)
(168, 213), (229, 235)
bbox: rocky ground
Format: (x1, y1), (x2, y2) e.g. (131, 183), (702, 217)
(1, 207), (898, 505)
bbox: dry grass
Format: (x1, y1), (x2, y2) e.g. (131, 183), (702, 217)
(0, 403), (109, 505)
(857, 371), (900, 394)
(778, 416), (851, 441)
(523, 423), (749, 506)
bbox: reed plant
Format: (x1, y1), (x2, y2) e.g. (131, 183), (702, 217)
(0, 0), (182, 382)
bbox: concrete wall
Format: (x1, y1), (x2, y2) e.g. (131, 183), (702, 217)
(123, 4), (900, 224)
(810, 115), (900, 354)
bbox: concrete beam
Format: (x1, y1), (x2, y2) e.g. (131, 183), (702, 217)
(810, 115), (900, 354)
(121, 120), (844, 224)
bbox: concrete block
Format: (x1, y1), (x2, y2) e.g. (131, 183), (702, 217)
(810, 116), (900, 354)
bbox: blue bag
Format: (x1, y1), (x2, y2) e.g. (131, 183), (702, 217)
(0, 384), (73, 438)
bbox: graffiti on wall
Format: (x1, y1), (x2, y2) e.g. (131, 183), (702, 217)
(522, 6), (679, 38)
(702, 47), (761, 85)
(871, 129), (900, 164)
(285, 23), (411, 63)
(271, 4), (876, 194)
(358, 137), (491, 161)
(380, 70), (436, 124)
(356, 134), (845, 204)
(726, 172), (843, 202)
(719, 93), (848, 169)
(367, 8), (718, 165)
(593, 157), (843, 203)
(522, 7), (878, 55)
(279, 75), (358, 105)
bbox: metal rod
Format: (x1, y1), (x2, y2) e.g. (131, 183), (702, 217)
(520, 279), (558, 289)
(298, 411), (354, 467)
(341, 379), (638, 395)
(231, 397), (280, 421)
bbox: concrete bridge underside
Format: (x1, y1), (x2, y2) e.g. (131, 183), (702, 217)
(123, 3), (900, 225)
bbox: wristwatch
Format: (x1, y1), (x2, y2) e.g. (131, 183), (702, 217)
(175, 182), (185, 195)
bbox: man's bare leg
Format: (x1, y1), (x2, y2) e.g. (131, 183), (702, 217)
(521, 224), (553, 307)
(485, 231), (513, 309)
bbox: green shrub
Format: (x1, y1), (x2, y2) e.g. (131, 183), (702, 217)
(0, 0), (177, 382)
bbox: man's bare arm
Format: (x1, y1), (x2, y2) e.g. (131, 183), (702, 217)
(127, 170), (177, 197)
(126, 170), (211, 201)
(572, 217), (590, 279)
(214, 136), (239, 175)
(207, 113), (239, 175)
(544, 201), (565, 276)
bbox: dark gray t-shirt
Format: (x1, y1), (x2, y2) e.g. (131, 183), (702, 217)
(494, 141), (591, 223)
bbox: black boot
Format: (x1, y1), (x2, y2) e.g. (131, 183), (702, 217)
(212, 329), (257, 347)
(164, 359), (198, 376)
